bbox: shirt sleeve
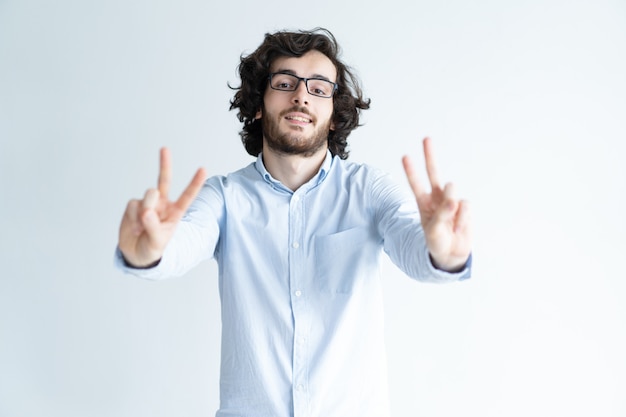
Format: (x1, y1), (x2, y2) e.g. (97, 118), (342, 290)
(113, 177), (225, 280)
(369, 169), (471, 283)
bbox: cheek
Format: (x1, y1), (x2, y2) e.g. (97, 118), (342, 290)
(325, 105), (335, 130)
(260, 92), (283, 119)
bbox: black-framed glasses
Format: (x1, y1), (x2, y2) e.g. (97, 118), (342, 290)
(268, 72), (338, 98)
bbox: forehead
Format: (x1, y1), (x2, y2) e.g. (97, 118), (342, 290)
(270, 50), (337, 81)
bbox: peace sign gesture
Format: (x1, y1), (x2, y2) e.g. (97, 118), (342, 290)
(118, 148), (207, 268)
(402, 138), (472, 272)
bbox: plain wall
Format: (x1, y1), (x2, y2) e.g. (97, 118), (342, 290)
(1, 0), (625, 416)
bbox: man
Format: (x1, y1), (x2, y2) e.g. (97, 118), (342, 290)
(116, 28), (472, 417)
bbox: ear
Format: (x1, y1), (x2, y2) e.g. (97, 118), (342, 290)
(255, 109), (262, 120)
(330, 120), (335, 131)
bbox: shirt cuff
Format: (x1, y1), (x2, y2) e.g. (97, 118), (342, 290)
(426, 249), (472, 282)
(113, 247), (167, 280)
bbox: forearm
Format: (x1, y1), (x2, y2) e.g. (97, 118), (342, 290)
(114, 218), (217, 280)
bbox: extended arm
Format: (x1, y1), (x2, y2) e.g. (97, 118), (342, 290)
(118, 148), (207, 268)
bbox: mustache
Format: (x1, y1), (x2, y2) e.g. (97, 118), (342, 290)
(280, 106), (313, 118)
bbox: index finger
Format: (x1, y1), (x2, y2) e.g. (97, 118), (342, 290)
(402, 155), (427, 200)
(423, 137), (441, 189)
(158, 147), (172, 197)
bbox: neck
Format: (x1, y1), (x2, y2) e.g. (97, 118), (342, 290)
(261, 143), (328, 191)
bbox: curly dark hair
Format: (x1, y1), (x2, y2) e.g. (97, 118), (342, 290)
(229, 28), (371, 159)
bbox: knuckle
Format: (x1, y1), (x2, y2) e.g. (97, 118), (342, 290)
(126, 199), (140, 214)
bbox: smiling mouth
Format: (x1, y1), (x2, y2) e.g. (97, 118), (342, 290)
(285, 115), (312, 123)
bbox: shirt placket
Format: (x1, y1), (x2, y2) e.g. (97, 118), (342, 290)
(289, 190), (310, 417)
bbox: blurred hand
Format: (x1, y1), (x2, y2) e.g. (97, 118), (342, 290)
(118, 148), (207, 267)
(402, 137), (472, 272)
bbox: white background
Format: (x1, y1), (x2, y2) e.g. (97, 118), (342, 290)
(1, 0), (625, 416)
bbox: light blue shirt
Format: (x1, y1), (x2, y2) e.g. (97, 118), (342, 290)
(116, 151), (471, 417)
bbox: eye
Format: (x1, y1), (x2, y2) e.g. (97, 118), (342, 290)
(271, 74), (297, 90)
(308, 80), (333, 96)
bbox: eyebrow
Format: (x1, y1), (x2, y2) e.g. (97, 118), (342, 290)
(273, 69), (334, 82)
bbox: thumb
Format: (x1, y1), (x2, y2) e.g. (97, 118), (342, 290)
(141, 209), (161, 237)
(140, 188), (161, 237)
(432, 183), (458, 225)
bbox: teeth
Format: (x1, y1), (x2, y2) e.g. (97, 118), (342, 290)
(287, 116), (310, 123)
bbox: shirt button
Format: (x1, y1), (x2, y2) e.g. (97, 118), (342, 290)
(296, 384), (304, 392)
(292, 195), (300, 202)
(292, 242), (299, 249)
(295, 290), (302, 297)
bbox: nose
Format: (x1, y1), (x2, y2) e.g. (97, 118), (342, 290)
(291, 80), (309, 105)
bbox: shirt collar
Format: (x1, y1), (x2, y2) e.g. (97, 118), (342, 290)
(255, 150), (334, 193)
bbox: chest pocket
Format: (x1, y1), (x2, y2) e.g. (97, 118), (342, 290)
(314, 227), (373, 294)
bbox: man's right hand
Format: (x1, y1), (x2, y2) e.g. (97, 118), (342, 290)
(118, 148), (207, 268)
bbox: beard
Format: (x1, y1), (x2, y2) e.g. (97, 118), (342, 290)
(262, 106), (332, 157)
